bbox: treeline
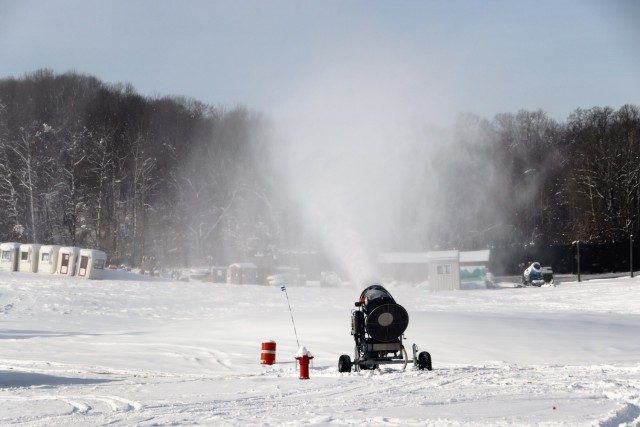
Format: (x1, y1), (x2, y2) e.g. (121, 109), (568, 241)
(0, 70), (280, 268)
(1, 70), (639, 271)
(381, 104), (640, 275)
(395, 105), (640, 256)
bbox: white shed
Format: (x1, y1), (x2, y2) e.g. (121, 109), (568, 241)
(57, 246), (80, 276)
(0, 242), (21, 272)
(427, 250), (461, 291)
(18, 243), (42, 273)
(211, 266), (228, 283)
(76, 249), (107, 280)
(227, 262), (259, 285)
(38, 245), (61, 274)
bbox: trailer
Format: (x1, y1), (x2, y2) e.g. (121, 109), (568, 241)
(19, 243), (42, 273)
(0, 242), (21, 272)
(37, 245), (61, 274)
(76, 249), (107, 280)
(57, 246), (80, 276)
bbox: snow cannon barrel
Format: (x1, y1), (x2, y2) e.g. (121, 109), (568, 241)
(523, 262), (542, 282)
(356, 284), (409, 342)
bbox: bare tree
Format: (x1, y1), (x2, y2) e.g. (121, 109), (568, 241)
(7, 124), (51, 242)
(127, 131), (158, 266)
(613, 105), (640, 236)
(85, 134), (115, 248)
(0, 150), (23, 239)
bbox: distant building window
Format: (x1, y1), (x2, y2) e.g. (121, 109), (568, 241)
(94, 259), (105, 270)
(41, 253), (50, 262)
(1, 251), (10, 261)
(21, 251), (29, 261)
(437, 264), (452, 275)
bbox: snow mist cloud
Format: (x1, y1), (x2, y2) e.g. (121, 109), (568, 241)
(271, 55), (432, 286)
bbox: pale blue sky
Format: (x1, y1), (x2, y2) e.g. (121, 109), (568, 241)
(0, 0), (638, 123)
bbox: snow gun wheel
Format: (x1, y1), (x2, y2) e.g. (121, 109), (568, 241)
(338, 355), (352, 373)
(417, 351), (432, 371)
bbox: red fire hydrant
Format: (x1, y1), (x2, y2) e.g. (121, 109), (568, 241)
(295, 346), (314, 380)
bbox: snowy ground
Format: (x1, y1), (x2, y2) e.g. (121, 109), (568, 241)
(1, 270), (639, 426)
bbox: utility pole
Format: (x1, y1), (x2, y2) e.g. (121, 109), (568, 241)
(573, 240), (581, 283)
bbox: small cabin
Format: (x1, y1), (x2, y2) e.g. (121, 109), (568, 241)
(227, 262), (259, 285)
(18, 243), (42, 273)
(0, 242), (21, 272)
(427, 250), (461, 291)
(211, 266), (228, 284)
(38, 245), (61, 274)
(76, 249), (107, 280)
(57, 246), (80, 276)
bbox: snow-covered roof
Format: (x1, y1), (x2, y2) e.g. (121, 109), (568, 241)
(426, 250), (460, 261)
(377, 252), (430, 264)
(229, 262), (257, 269)
(378, 251), (466, 263)
(20, 243), (42, 250)
(0, 242), (21, 250)
(79, 248), (107, 258)
(459, 249), (491, 263)
(59, 246), (81, 254)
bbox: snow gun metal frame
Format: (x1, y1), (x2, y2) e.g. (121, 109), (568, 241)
(338, 284), (432, 373)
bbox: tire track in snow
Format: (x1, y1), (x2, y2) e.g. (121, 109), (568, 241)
(0, 393), (142, 426)
(0, 302), (14, 314)
(3, 363), (637, 426)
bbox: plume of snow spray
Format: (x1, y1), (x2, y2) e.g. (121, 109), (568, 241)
(271, 55), (423, 286)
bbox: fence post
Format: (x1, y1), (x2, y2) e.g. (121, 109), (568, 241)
(573, 240), (581, 283)
(631, 234), (634, 278)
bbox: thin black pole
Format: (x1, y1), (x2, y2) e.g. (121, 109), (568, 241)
(631, 234), (634, 278)
(577, 240), (581, 283)
(281, 285), (300, 348)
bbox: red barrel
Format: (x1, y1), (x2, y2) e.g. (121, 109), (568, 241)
(261, 340), (276, 365)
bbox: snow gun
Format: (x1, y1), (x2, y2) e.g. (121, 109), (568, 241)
(338, 283), (432, 372)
